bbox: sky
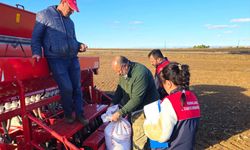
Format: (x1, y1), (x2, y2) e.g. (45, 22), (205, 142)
(1, 0), (250, 48)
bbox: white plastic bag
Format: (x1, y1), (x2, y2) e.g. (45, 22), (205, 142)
(104, 118), (131, 150)
(143, 100), (161, 124)
(143, 99), (177, 143)
(101, 105), (119, 122)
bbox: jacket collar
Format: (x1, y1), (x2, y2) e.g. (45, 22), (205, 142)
(125, 61), (134, 79)
(169, 87), (182, 95)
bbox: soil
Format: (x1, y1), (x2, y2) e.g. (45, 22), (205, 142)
(82, 49), (250, 150)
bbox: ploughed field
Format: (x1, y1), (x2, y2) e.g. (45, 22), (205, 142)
(82, 48), (250, 150)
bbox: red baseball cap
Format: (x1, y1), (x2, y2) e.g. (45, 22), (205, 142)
(67, 0), (79, 12)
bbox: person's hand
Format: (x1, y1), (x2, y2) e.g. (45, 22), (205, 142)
(111, 111), (121, 122)
(79, 43), (88, 52)
(32, 54), (41, 62)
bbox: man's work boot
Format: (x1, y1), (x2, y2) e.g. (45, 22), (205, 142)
(76, 115), (89, 126)
(64, 115), (75, 124)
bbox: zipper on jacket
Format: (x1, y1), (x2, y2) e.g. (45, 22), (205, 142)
(59, 15), (71, 56)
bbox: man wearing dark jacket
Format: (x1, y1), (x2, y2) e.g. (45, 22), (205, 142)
(110, 56), (159, 149)
(31, 0), (88, 125)
(148, 49), (170, 99)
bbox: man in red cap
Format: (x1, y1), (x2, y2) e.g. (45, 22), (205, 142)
(148, 49), (170, 99)
(57, 0), (79, 17)
(31, 0), (89, 125)
(66, 0), (80, 12)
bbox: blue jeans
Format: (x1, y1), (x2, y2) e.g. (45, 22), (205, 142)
(47, 57), (83, 116)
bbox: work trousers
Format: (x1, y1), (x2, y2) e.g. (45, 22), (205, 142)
(47, 57), (83, 116)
